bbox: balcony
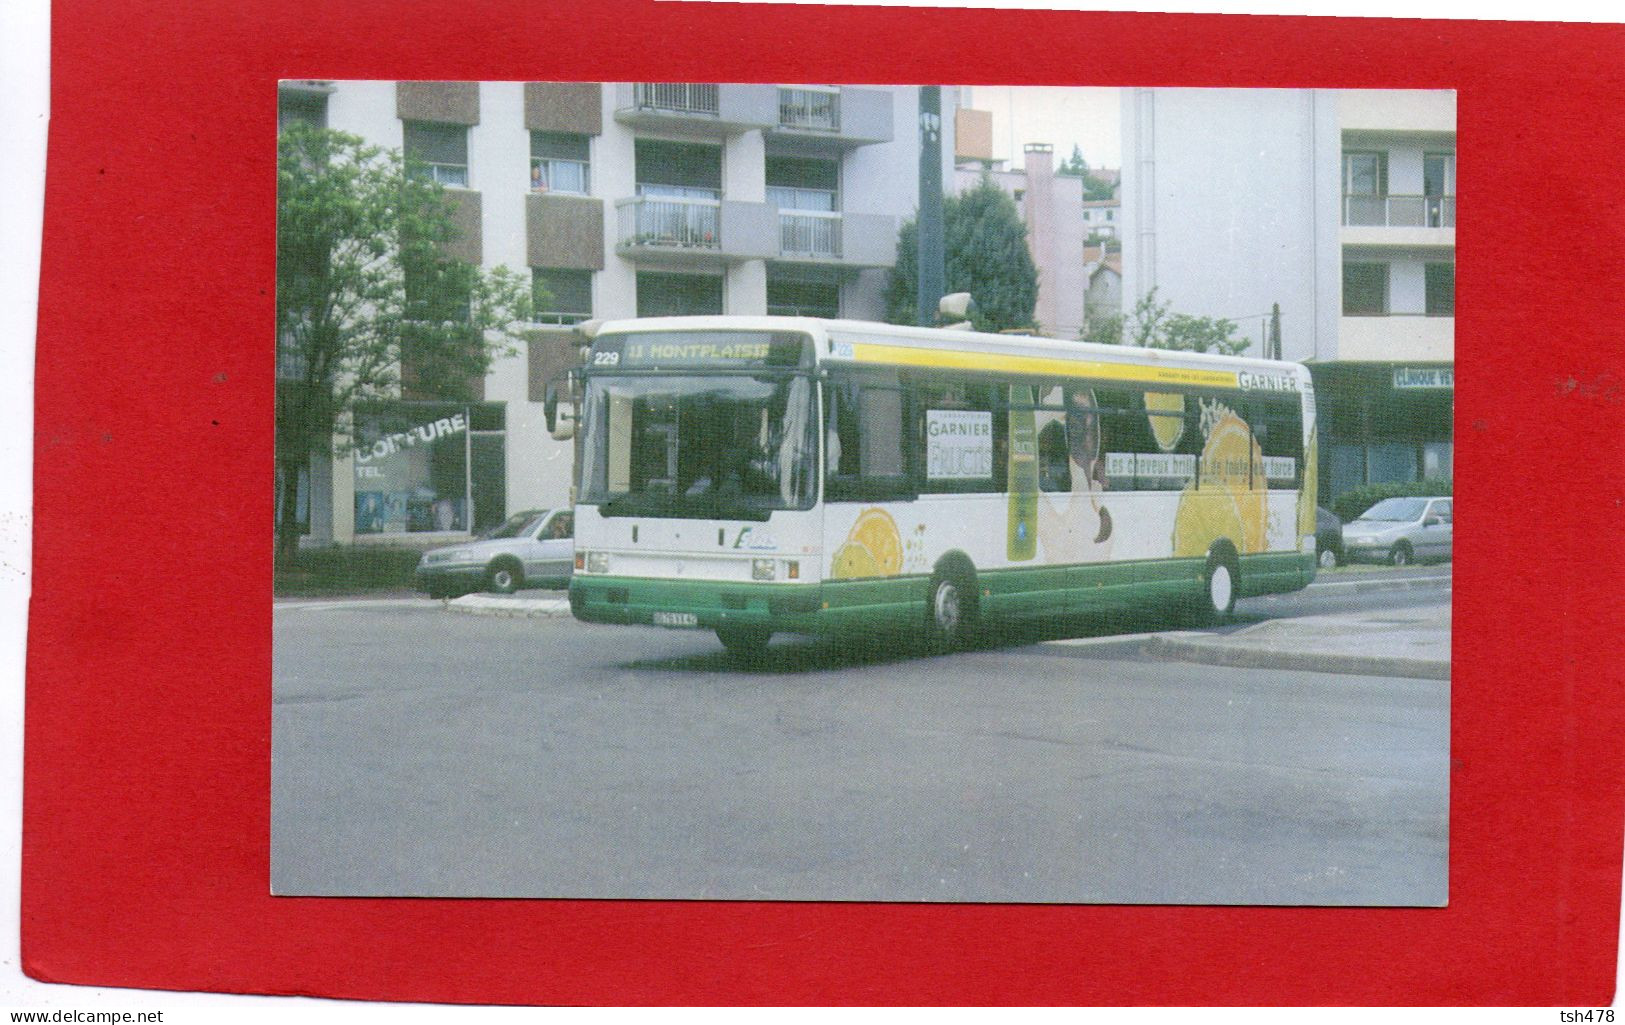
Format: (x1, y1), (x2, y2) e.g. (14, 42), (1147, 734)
(769, 86), (894, 151)
(774, 210), (897, 268)
(613, 83), (777, 136)
(1341, 193), (1455, 250)
(1343, 194), (1455, 228)
(616, 195), (777, 266)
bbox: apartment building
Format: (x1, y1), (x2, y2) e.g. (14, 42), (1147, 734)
(1118, 88), (1455, 502)
(278, 80), (948, 546)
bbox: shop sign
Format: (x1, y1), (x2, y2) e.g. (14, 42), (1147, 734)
(1392, 367), (1454, 390)
(353, 413), (468, 481)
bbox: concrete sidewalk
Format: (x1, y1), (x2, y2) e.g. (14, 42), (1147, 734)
(445, 591), (572, 618)
(1135, 602), (1450, 680)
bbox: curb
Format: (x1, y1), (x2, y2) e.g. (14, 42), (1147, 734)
(1140, 634), (1449, 681)
(1307, 573), (1451, 596)
(445, 594), (573, 619)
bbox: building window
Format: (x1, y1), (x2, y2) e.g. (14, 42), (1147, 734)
(768, 156), (840, 258)
(532, 268), (593, 325)
(631, 140), (722, 248)
(404, 121), (469, 187)
(530, 131), (589, 194)
(1425, 263), (1454, 317)
(1342, 151), (1388, 226)
(352, 402), (506, 535)
(403, 262), (472, 324)
(636, 272), (723, 317)
(767, 276), (838, 318)
(1424, 152), (1456, 227)
(1343, 261), (1389, 316)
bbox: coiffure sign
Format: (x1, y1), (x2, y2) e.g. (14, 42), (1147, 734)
(355, 413), (468, 463)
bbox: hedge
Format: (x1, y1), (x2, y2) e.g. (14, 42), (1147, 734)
(1328, 478), (1453, 523)
(274, 545), (424, 596)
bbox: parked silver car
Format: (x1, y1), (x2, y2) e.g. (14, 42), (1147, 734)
(415, 508), (574, 597)
(1340, 496), (1452, 566)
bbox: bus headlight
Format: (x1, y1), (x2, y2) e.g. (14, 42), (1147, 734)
(752, 559), (776, 581)
(586, 552), (610, 574)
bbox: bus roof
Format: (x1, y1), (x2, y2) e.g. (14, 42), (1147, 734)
(591, 315), (1313, 392)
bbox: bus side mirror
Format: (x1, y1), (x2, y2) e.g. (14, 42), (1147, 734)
(545, 382), (577, 441)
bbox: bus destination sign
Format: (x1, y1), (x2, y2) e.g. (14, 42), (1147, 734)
(590, 331), (811, 370)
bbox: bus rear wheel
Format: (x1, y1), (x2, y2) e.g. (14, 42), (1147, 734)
(926, 564), (979, 653)
(717, 624), (772, 661)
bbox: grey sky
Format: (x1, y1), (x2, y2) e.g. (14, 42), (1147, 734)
(961, 85), (1121, 172)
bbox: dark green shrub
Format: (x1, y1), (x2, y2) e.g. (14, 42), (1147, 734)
(1330, 478), (1453, 523)
(274, 545), (425, 596)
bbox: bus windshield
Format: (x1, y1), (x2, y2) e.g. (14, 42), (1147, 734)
(579, 373), (817, 520)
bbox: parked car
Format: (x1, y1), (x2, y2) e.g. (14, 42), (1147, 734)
(1315, 506), (1345, 569)
(415, 508), (574, 597)
(1340, 496), (1452, 566)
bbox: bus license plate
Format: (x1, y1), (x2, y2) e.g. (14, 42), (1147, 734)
(653, 611), (699, 628)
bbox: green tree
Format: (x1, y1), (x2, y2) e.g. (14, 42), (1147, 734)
(1057, 144), (1089, 177)
(276, 122), (534, 562)
(1056, 144), (1117, 201)
(1081, 313), (1123, 347)
(884, 176), (1039, 333)
(1120, 287), (1249, 355)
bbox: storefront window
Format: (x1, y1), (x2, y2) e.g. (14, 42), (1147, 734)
(352, 402), (506, 535)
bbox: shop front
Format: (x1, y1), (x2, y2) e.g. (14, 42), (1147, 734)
(1309, 362), (1454, 503)
(349, 401), (508, 540)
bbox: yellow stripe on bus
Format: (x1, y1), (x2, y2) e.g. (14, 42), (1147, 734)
(847, 342), (1240, 389)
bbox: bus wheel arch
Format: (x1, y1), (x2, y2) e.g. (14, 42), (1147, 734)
(1203, 541), (1239, 622)
(926, 552), (980, 652)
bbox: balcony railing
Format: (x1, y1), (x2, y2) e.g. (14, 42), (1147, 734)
(633, 83), (720, 116)
(778, 87), (840, 132)
(778, 211), (841, 258)
(620, 196), (721, 249)
(1343, 194), (1456, 228)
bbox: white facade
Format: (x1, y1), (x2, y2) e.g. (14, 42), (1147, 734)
(1117, 87), (1457, 499)
(289, 81), (944, 545)
(1119, 88), (1343, 363)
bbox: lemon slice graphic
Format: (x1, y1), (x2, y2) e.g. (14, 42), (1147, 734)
(849, 508), (903, 576)
(1172, 490), (1246, 558)
(1144, 392), (1186, 452)
(830, 542), (881, 580)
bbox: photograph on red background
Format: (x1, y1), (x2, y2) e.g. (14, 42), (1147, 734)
(271, 80), (1452, 908)
(27, 0), (1624, 1005)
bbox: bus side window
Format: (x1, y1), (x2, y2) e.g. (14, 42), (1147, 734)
(826, 376), (911, 501)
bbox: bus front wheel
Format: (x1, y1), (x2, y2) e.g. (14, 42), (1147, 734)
(717, 624), (772, 661)
(926, 564), (979, 653)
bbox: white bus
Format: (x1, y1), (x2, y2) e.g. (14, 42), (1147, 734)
(564, 316), (1318, 657)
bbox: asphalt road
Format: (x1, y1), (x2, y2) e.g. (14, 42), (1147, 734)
(272, 580), (1449, 905)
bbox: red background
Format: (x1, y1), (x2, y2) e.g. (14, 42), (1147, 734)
(23, 0), (1625, 1005)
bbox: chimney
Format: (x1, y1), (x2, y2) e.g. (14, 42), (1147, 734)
(1023, 144), (1056, 332)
